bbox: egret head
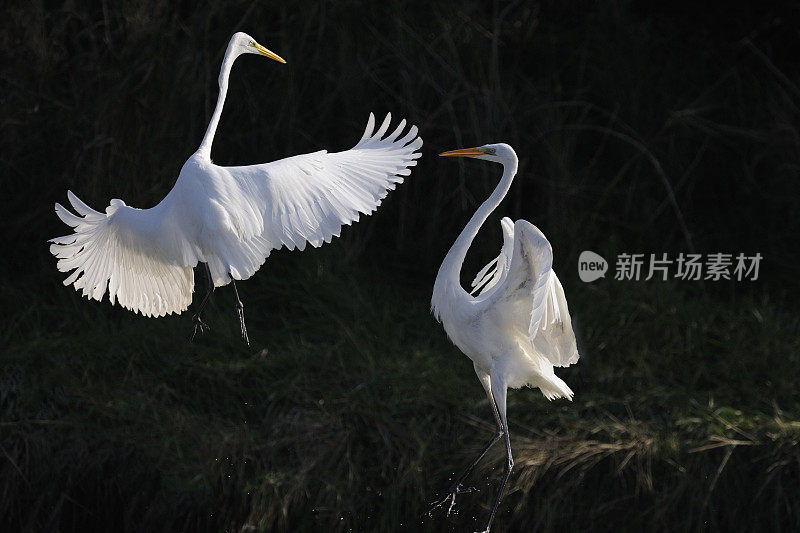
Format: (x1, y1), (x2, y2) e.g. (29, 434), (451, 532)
(439, 143), (516, 164)
(218, 32), (286, 87)
(228, 32), (286, 63)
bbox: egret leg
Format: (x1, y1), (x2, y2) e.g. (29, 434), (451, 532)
(230, 278), (250, 347)
(481, 382), (513, 533)
(190, 263), (214, 341)
(428, 387), (505, 517)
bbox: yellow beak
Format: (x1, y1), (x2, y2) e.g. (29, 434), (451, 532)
(439, 147), (485, 158)
(253, 42), (286, 64)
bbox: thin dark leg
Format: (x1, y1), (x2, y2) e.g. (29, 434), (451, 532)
(481, 419), (514, 533)
(190, 263), (214, 342)
(230, 278), (250, 347)
(428, 393), (505, 517)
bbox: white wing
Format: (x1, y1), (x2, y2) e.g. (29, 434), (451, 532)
(534, 271), (579, 367)
(49, 113), (421, 316)
(207, 112), (422, 282)
(488, 219), (579, 367)
(470, 217), (514, 296)
(49, 192), (196, 318)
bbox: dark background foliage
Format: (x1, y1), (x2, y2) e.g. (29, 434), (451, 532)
(1, 1), (799, 531)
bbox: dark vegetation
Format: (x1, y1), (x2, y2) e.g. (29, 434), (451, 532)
(1, 1), (799, 531)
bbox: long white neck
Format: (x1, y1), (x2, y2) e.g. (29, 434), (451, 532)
(433, 154), (518, 312)
(197, 48), (239, 158)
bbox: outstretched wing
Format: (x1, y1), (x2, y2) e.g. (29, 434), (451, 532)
(211, 112), (422, 281)
(488, 219), (579, 367)
(49, 192), (196, 318)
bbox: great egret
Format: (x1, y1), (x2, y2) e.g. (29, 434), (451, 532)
(429, 144), (579, 532)
(49, 32), (422, 345)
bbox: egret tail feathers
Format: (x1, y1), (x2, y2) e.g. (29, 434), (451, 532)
(535, 373), (574, 401)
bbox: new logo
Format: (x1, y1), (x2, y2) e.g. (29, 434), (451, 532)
(578, 250), (608, 282)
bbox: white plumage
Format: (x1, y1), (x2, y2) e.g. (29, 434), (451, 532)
(429, 143), (578, 533)
(469, 216), (579, 372)
(49, 32), (422, 330)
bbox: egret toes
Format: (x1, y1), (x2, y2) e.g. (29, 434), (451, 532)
(428, 483), (476, 517)
(231, 279), (249, 347)
(235, 302), (249, 346)
(190, 314), (211, 342)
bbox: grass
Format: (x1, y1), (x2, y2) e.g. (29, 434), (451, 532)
(2, 0), (800, 531)
(2, 245), (799, 531)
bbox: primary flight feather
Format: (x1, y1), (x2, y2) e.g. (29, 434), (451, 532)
(50, 32), (422, 343)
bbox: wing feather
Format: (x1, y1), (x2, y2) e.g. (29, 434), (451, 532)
(488, 219), (579, 367)
(534, 272), (580, 366)
(471, 217), (515, 296)
(212, 113), (422, 282)
(49, 193), (196, 317)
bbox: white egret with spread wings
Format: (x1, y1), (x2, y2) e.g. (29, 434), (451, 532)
(50, 32), (422, 345)
(429, 144), (579, 532)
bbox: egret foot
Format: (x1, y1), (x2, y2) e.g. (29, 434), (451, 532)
(427, 483), (476, 517)
(236, 300), (249, 347)
(231, 279), (250, 347)
(189, 263), (215, 343)
(190, 314), (211, 341)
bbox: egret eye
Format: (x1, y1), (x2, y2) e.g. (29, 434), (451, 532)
(484, 147), (497, 155)
(248, 40), (255, 47)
